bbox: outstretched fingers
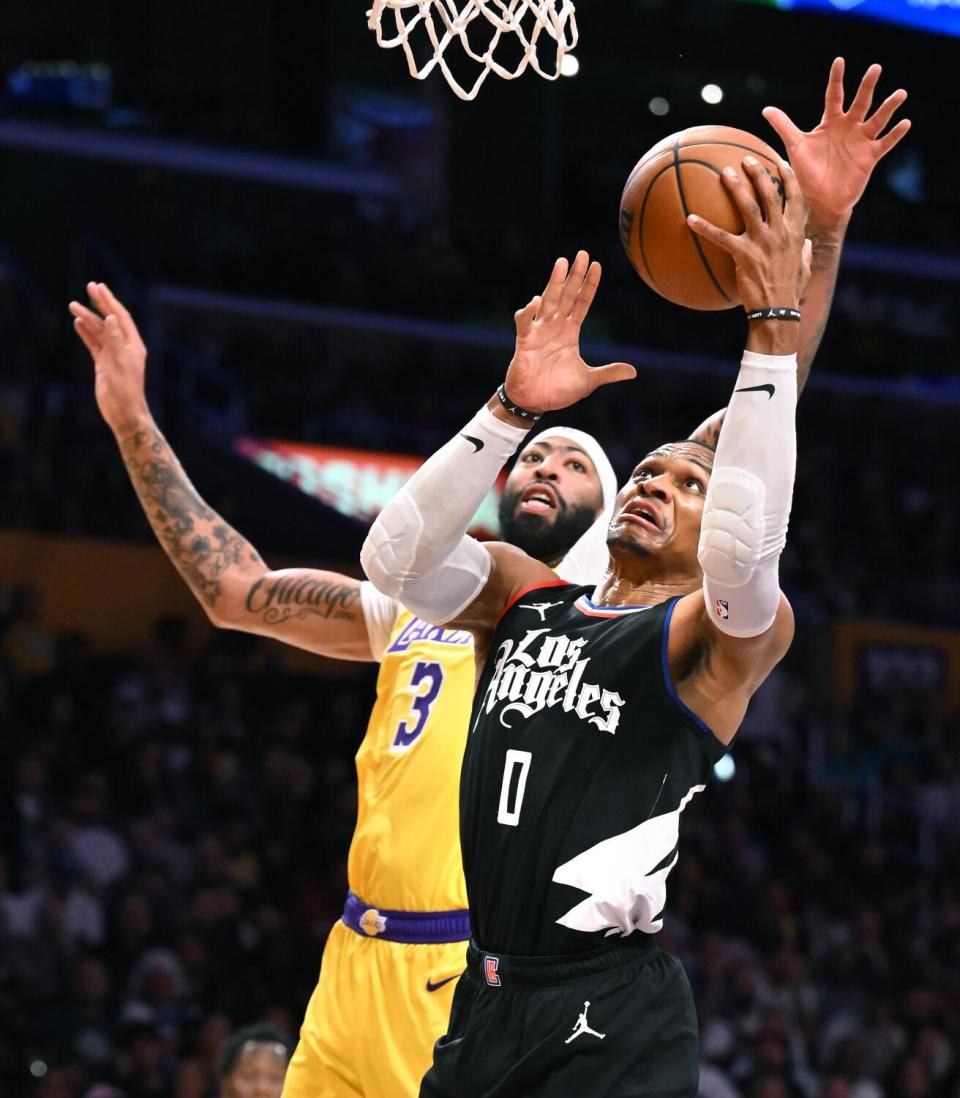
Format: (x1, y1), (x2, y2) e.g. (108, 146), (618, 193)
(823, 56), (846, 119)
(569, 260), (602, 326)
(586, 361), (637, 394)
(557, 250), (591, 317)
(761, 106), (803, 154)
(72, 316), (102, 357)
(538, 257), (570, 319)
(876, 117), (911, 159)
(865, 88), (908, 138)
(514, 295), (541, 339)
(848, 62), (882, 123)
(89, 282), (138, 346)
(69, 300), (104, 333)
(103, 314), (126, 345)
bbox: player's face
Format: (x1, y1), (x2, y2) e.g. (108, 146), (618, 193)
(498, 436), (604, 564)
(221, 1043), (288, 1098)
(607, 443), (713, 567)
(505, 436), (604, 521)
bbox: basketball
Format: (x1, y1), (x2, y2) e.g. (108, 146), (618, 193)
(619, 125), (785, 311)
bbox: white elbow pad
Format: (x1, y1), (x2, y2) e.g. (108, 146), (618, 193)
(697, 468), (765, 588)
(361, 403), (527, 624)
(395, 536), (492, 624)
(360, 491), (424, 600)
(361, 496), (493, 625)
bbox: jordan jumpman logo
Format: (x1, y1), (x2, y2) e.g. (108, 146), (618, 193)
(519, 601), (564, 622)
(564, 1000), (606, 1044)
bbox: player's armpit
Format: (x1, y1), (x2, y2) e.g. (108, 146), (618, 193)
(441, 541), (557, 645)
(666, 589), (794, 743)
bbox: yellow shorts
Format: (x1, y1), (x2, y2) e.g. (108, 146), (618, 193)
(283, 919), (467, 1098)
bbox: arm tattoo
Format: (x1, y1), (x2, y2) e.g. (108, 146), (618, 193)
(244, 574), (361, 625)
(122, 426), (248, 609)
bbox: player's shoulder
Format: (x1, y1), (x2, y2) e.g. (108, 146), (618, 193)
(485, 541), (559, 598)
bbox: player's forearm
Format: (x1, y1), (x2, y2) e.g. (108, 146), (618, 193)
(797, 208), (849, 394)
(361, 399), (529, 623)
(115, 415), (266, 621)
(697, 344), (798, 638)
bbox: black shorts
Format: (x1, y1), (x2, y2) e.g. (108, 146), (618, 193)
(419, 937), (698, 1098)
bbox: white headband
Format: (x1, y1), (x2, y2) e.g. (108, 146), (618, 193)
(523, 426), (617, 587)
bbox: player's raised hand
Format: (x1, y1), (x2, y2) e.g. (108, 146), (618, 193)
(503, 251), (636, 414)
(762, 58), (910, 223)
(69, 283), (150, 434)
(687, 158), (809, 314)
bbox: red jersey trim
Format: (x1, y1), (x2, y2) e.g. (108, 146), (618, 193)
(496, 579), (572, 628)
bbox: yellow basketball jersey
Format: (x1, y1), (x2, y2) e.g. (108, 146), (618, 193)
(348, 609), (475, 911)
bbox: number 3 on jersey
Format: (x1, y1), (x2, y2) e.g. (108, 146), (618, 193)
(392, 661), (444, 752)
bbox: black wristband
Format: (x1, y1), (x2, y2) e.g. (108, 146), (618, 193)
(496, 384), (543, 423)
(746, 307), (802, 323)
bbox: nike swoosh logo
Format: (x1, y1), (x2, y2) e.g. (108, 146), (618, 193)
(426, 975), (460, 992)
(734, 384), (775, 399)
(460, 434), (485, 452)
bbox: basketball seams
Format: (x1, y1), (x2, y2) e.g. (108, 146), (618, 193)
(671, 139), (733, 307)
(620, 128), (782, 311)
(633, 139), (780, 174)
(677, 140), (780, 165)
(635, 162), (677, 291)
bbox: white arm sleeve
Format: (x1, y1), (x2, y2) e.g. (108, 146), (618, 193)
(361, 404), (530, 624)
(697, 349), (797, 638)
(359, 581), (401, 662)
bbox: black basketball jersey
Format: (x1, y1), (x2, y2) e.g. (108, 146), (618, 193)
(460, 582), (728, 957)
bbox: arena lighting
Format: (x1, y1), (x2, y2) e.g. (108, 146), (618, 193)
(559, 52), (580, 77)
(713, 755), (736, 782)
(701, 83), (724, 104)
(726, 0), (960, 37)
(234, 436), (504, 537)
(648, 96), (670, 116)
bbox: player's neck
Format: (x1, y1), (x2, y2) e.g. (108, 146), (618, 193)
(593, 568), (699, 608)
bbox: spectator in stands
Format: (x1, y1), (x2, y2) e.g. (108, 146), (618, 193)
(215, 1024), (291, 1098)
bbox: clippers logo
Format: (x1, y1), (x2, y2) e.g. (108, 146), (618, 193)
(479, 628), (625, 734)
(715, 598), (729, 621)
(483, 955), (502, 987)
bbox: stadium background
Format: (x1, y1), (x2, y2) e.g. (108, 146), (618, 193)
(1, 2), (958, 1096)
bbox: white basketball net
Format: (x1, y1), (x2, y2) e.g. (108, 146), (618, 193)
(367, 0), (578, 101)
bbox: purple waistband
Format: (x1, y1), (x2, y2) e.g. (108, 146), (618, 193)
(342, 891), (471, 944)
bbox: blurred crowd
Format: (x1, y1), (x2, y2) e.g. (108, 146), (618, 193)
(0, 603), (366, 1097)
(2, 557), (959, 1098)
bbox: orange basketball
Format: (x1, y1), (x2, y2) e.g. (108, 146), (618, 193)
(619, 125), (785, 311)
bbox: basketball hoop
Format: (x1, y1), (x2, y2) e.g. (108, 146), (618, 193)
(367, 0), (578, 102)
